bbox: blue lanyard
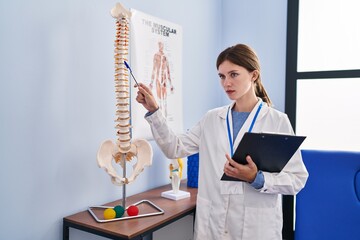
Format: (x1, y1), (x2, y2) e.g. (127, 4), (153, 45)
(226, 102), (263, 156)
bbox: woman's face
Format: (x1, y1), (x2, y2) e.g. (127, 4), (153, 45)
(218, 60), (256, 102)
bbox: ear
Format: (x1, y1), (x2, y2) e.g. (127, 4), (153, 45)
(251, 70), (259, 82)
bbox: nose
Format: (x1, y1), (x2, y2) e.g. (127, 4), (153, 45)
(223, 76), (231, 86)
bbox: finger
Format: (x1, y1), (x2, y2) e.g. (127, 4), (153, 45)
(224, 159), (237, 176)
(138, 83), (153, 95)
(136, 92), (145, 103)
(227, 157), (237, 167)
(226, 155), (241, 170)
(135, 96), (143, 104)
(224, 160), (231, 169)
(245, 155), (257, 171)
(224, 161), (233, 175)
(139, 86), (153, 99)
(224, 154), (234, 167)
(224, 157), (232, 168)
(245, 155), (255, 166)
(137, 87), (148, 98)
(136, 91), (145, 100)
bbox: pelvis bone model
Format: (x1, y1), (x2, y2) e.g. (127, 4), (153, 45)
(97, 3), (153, 186)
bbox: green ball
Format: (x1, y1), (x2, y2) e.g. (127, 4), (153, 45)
(114, 205), (125, 218)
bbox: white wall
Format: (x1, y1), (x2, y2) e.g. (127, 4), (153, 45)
(0, 0), (287, 240)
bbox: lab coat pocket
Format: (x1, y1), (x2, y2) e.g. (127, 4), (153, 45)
(243, 184), (278, 207)
(242, 206), (282, 240)
(220, 180), (244, 195)
(194, 195), (211, 239)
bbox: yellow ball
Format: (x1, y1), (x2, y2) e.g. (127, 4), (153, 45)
(103, 208), (116, 220)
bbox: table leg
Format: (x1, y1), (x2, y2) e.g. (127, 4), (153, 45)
(141, 233), (152, 240)
(63, 222), (69, 240)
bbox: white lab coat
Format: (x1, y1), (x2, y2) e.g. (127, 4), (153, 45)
(145, 99), (308, 240)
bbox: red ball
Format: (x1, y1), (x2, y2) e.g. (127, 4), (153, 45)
(127, 205), (139, 216)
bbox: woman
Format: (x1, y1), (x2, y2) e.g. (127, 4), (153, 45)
(136, 44), (308, 240)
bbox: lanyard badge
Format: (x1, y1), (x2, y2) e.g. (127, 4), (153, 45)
(226, 102), (263, 156)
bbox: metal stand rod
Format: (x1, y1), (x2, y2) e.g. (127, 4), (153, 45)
(122, 153), (126, 208)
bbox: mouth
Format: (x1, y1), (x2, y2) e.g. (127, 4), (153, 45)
(226, 90), (235, 94)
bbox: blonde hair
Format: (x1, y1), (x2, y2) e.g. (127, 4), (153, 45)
(216, 44), (272, 106)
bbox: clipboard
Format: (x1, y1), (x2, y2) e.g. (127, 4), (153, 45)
(221, 132), (306, 181)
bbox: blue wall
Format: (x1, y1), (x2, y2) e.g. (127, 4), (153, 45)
(0, 0), (286, 239)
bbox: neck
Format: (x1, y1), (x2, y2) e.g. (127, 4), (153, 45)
(233, 96), (259, 112)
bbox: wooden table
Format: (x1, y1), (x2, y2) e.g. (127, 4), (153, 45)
(63, 181), (198, 240)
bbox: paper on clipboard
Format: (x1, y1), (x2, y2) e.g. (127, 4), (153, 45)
(221, 132), (306, 181)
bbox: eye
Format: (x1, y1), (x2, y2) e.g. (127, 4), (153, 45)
(230, 72), (239, 78)
(218, 74), (225, 80)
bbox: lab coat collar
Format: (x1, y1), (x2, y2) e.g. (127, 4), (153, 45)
(218, 98), (266, 120)
(219, 98), (268, 152)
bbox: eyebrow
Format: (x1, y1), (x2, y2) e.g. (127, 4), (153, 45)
(218, 70), (238, 76)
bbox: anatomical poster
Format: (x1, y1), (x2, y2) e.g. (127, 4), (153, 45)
(130, 9), (183, 140)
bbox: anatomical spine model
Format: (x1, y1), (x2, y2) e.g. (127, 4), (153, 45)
(97, 3), (153, 186)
